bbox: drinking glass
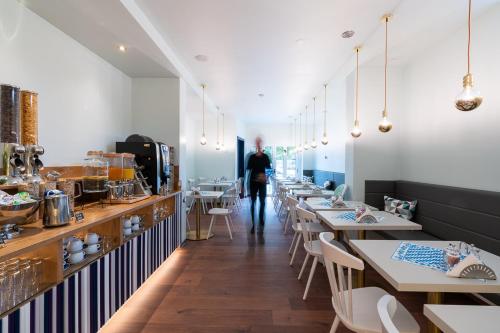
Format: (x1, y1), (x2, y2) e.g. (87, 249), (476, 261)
(32, 258), (43, 292)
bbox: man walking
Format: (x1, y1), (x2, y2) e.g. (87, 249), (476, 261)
(246, 137), (271, 234)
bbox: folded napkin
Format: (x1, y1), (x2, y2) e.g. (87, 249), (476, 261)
(355, 208), (378, 224)
(446, 254), (481, 277)
(331, 196), (347, 208)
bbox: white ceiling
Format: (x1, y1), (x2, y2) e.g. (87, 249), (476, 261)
(23, 0), (500, 123)
(23, 0), (177, 78)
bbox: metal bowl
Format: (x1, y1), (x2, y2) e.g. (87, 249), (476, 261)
(0, 200), (41, 226)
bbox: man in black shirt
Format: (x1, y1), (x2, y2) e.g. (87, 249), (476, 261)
(246, 137), (271, 234)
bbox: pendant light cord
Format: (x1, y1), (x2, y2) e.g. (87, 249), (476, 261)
(222, 113), (225, 145)
(323, 84), (327, 136)
(355, 48), (359, 122)
(305, 106), (308, 144)
(202, 85), (206, 136)
(216, 108), (219, 143)
(384, 17), (388, 115)
(467, 0), (472, 74)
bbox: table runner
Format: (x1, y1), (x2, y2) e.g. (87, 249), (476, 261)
(392, 242), (449, 272)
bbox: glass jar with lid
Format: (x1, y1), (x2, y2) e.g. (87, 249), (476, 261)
(122, 153), (135, 180)
(0, 84), (21, 143)
(82, 151), (109, 192)
(103, 153), (123, 181)
(20, 90), (38, 146)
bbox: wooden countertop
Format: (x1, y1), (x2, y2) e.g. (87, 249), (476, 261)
(0, 192), (181, 261)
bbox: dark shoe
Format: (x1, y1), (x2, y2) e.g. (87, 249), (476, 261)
(250, 225), (255, 234)
(257, 228), (264, 235)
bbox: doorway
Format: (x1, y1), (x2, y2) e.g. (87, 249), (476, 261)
(237, 137), (245, 197)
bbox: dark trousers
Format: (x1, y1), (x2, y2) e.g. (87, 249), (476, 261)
(250, 181), (267, 226)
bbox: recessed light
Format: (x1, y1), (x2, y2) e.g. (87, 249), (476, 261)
(195, 54), (208, 62)
(295, 38), (305, 45)
(258, 93), (264, 97)
(118, 45), (127, 52)
(341, 30), (355, 38)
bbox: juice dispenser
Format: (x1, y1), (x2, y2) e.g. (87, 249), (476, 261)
(122, 153), (135, 180)
(103, 153), (123, 181)
(82, 151), (109, 193)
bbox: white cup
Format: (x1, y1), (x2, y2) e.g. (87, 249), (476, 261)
(67, 238), (84, 253)
(131, 215), (141, 225)
(84, 243), (101, 255)
(123, 227), (132, 236)
(132, 223), (140, 231)
(84, 233), (101, 245)
(67, 250), (85, 264)
(123, 218), (132, 228)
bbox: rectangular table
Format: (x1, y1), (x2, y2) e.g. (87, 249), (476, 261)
(350, 240), (500, 333)
(305, 198), (378, 212)
(292, 189), (335, 198)
(285, 184), (313, 190)
(185, 191), (223, 241)
(424, 305), (500, 333)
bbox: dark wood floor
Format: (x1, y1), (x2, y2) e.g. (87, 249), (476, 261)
(100, 198), (478, 333)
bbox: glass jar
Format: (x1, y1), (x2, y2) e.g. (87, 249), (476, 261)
(122, 153), (135, 180)
(82, 151), (109, 192)
(0, 84), (21, 143)
(20, 90), (38, 145)
(103, 153), (123, 181)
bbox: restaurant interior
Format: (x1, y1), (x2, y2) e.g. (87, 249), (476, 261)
(0, 0), (499, 332)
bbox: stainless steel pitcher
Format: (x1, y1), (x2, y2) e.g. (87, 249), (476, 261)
(43, 194), (71, 227)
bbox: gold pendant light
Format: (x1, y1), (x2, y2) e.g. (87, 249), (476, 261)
(455, 0), (482, 111)
(293, 117), (297, 151)
(200, 84), (207, 145)
(351, 46), (362, 138)
(311, 97), (318, 148)
(321, 84), (329, 145)
(215, 106), (221, 150)
(378, 15), (393, 133)
(304, 105), (309, 150)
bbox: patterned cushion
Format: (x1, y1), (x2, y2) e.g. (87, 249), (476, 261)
(384, 196), (417, 220)
(333, 184), (347, 198)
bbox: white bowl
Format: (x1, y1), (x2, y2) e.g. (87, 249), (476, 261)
(123, 218), (132, 228)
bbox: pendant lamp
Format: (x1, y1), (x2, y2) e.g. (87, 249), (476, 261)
(304, 105), (309, 150)
(311, 97), (318, 148)
(200, 84), (207, 145)
(215, 106), (221, 151)
(298, 113), (303, 152)
(221, 112), (225, 151)
(455, 0), (482, 111)
(351, 46), (362, 138)
(378, 15), (393, 133)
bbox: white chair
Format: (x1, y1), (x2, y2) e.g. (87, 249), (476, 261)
(333, 184), (348, 199)
(185, 192), (195, 231)
(207, 189), (235, 240)
(319, 232), (419, 333)
(288, 198), (327, 266)
(378, 295), (415, 333)
(296, 206), (345, 301)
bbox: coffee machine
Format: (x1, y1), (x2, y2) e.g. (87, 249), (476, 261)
(116, 135), (171, 194)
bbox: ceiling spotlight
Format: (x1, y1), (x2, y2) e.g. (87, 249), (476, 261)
(295, 38), (305, 45)
(195, 54), (208, 62)
(118, 45), (127, 52)
(341, 30), (355, 39)
(258, 93), (265, 97)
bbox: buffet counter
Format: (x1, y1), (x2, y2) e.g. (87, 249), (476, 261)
(0, 191), (184, 333)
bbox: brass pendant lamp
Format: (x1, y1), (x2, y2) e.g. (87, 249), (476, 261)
(378, 15), (393, 133)
(311, 97), (318, 148)
(304, 105), (309, 150)
(455, 0), (482, 111)
(321, 84), (329, 145)
(351, 46), (362, 138)
(200, 84), (207, 145)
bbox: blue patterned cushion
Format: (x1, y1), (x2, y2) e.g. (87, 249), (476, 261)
(384, 196), (417, 220)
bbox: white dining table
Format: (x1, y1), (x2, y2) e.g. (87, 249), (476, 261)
(424, 305), (500, 333)
(284, 184), (314, 190)
(185, 191), (224, 241)
(292, 189), (336, 198)
(198, 181), (234, 188)
(350, 240), (500, 333)
(305, 198), (378, 212)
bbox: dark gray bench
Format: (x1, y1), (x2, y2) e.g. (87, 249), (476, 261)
(365, 180), (500, 304)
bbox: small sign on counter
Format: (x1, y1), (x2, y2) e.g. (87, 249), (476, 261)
(75, 211), (85, 223)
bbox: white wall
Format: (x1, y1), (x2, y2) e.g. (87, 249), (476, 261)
(184, 86), (238, 181)
(398, 5), (500, 192)
(131, 78), (180, 162)
(0, 0), (132, 165)
(346, 66), (403, 201)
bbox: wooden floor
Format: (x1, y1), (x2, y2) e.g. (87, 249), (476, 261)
(100, 198), (478, 333)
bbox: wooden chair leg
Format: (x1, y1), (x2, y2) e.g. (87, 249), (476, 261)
(207, 215), (216, 240)
(224, 216), (232, 240)
(298, 253), (310, 280)
(288, 232), (297, 254)
(290, 234), (302, 266)
(303, 256), (318, 300)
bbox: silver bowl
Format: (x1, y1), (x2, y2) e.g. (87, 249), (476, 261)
(0, 200), (41, 226)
